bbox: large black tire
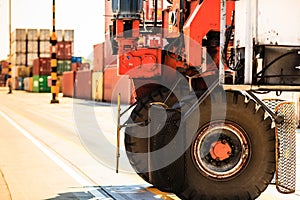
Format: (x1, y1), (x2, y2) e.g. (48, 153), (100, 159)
(125, 86), (180, 189)
(125, 87), (275, 199)
(178, 90), (275, 200)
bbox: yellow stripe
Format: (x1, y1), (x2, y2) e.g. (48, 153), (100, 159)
(51, 72), (57, 81)
(51, 31), (57, 41)
(146, 187), (180, 200)
(51, 59), (57, 67)
(51, 86), (57, 93)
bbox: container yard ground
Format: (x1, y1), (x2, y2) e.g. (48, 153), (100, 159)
(0, 87), (299, 200)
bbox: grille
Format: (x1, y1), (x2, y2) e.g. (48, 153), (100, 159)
(275, 102), (297, 194)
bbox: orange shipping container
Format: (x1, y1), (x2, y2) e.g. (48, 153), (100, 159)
(29, 77), (33, 92)
(74, 70), (92, 100)
(62, 71), (75, 97)
(103, 66), (135, 104)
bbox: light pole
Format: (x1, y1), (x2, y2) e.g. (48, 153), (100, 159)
(50, 0), (59, 103)
(7, 0), (12, 94)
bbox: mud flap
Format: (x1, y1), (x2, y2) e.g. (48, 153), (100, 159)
(148, 103), (185, 193)
(275, 102), (297, 194)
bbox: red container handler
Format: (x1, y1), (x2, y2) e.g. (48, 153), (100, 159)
(103, 65), (135, 104)
(33, 57), (51, 76)
(62, 71), (75, 97)
(74, 70), (92, 100)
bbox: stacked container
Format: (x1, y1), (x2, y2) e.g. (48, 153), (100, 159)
(23, 77), (34, 92)
(0, 74), (6, 87)
(57, 60), (72, 75)
(62, 71), (76, 97)
(32, 57), (51, 92)
(0, 61), (9, 87)
(56, 30), (74, 76)
(74, 70), (93, 100)
(38, 29), (50, 57)
(71, 57), (82, 71)
(33, 58), (51, 76)
(11, 29), (26, 67)
(26, 29), (39, 67)
(32, 75), (50, 93)
(1, 60), (9, 75)
(11, 29), (27, 89)
(103, 66), (134, 104)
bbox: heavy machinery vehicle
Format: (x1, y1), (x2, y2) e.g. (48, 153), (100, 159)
(109, 0), (299, 199)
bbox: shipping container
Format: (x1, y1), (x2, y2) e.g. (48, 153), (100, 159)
(27, 29), (38, 41)
(57, 41), (73, 60)
(56, 29), (63, 41)
(11, 53), (26, 66)
(15, 66), (30, 77)
(74, 70), (92, 100)
(33, 57), (51, 76)
(64, 30), (74, 41)
(32, 75), (51, 93)
(27, 53), (39, 67)
(17, 77), (24, 90)
(57, 76), (62, 93)
(92, 72), (103, 101)
(0, 61), (9, 69)
(57, 60), (72, 75)
(12, 29), (26, 41)
(24, 77), (30, 91)
(71, 56), (82, 63)
(29, 77), (33, 92)
(80, 63), (90, 71)
(27, 40), (39, 53)
(62, 71), (75, 97)
(39, 41), (50, 53)
(11, 41), (26, 53)
(0, 74), (6, 87)
(93, 43), (104, 72)
(1, 68), (9, 75)
(39, 29), (50, 41)
(39, 53), (50, 58)
(71, 63), (81, 71)
(103, 66), (134, 104)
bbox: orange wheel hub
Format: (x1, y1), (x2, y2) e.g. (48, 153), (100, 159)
(210, 140), (232, 161)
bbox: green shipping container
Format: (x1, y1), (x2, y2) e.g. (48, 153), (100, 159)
(33, 75), (51, 93)
(57, 60), (71, 75)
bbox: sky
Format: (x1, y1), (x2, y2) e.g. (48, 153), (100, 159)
(0, 0), (105, 60)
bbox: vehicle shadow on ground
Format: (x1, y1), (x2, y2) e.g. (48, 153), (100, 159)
(45, 192), (94, 200)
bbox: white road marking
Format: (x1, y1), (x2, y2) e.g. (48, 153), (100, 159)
(0, 111), (111, 199)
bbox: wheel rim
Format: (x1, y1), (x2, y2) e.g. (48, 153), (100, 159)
(193, 121), (250, 179)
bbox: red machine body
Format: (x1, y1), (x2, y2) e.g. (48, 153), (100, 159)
(113, 0), (234, 84)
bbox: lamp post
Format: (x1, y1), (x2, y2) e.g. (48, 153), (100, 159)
(8, 0), (12, 94)
(50, 0), (59, 103)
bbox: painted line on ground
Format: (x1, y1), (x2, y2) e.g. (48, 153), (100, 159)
(0, 111), (111, 200)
